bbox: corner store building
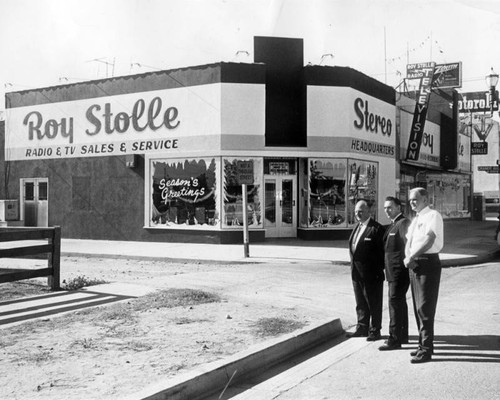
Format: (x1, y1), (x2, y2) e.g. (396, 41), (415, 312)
(2, 37), (399, 243)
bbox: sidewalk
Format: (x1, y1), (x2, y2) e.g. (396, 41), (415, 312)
(60, 220), (500, 267)
(2, 219), (499, 400)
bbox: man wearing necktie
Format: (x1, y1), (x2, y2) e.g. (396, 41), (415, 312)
(379, 196), (410, 351)
(346, 199), (385, 341)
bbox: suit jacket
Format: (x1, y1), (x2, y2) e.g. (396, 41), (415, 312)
(383, 214), (411, 282)
(349, 218), (385, 282)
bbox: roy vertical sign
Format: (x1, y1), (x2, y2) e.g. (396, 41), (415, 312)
(406, 62), (436, 161)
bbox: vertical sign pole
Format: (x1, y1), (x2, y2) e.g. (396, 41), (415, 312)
(242, 183), (250, 258)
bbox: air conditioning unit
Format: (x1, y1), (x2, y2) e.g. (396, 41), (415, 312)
(0, 200), (19, 221)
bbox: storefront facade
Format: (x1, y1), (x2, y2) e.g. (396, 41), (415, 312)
(397, 90), (472, 218)
(2, 37), (397, 243)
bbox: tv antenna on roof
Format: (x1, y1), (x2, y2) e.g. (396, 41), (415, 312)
(319, 53), (334, 65)
(86, 57), (116, 78)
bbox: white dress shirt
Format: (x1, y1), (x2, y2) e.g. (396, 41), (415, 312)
(406, 206), (444, 256)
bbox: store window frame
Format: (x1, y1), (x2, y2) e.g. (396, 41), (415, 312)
(302, 158), (379, 229)
(222, 157), (264, 229)
(147, 156), (221, 230)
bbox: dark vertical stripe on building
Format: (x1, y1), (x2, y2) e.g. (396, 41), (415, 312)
(254, 36), (307, 147)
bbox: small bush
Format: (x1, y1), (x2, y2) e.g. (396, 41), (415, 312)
(62, 276), (108, 291)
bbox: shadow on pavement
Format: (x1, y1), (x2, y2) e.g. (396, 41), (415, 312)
(0, 290), (135, 327)
(432, 335), (500, 363)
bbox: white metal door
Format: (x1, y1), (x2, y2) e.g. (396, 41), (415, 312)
(264, 175), (297, 238)
(21, 178), (49, 227)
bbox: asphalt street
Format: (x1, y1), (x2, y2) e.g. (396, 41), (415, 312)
(216, 260), (500, 400)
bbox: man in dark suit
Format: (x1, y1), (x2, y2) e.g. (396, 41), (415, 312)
(379, 196), (410, 351)
(347, 199), (385, 341)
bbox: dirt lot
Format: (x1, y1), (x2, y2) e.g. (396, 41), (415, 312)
(0, 256), (343, 400)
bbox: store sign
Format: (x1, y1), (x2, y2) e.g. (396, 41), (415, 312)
(350, 95), (396, 157)
(478, 165), (500, 173)
(236, 161), (254, 185)
(400, 113), (440, 168)
(471, 142), (488, 155)
(269, 162), (289, 175)
(5, 86), (222, 161)
(432, 62), (462, 89)
(457, 91), (499, 113)
(353, 98), (393, 136)
(405, 62), (436, 161)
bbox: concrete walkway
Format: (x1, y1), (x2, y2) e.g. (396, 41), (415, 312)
(59, 220), (500, 267)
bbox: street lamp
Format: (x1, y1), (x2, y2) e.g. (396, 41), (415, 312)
(485, 68), (500, 225)
(486, 67), (499, 115)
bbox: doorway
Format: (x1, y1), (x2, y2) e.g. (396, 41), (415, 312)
(20, 178), (49, 227)
(264, 175), (297, 238)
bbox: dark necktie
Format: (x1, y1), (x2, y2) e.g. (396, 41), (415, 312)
(352, 223), (362, 251)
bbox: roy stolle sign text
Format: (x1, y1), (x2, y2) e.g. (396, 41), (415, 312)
(5, 86), (221, 161)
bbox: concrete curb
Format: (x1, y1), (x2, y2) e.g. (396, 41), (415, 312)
(440, 250), (500, 268)
(61, 251), (245, 265)
(62, 250), (496, 269)
(124, 318), (344, 400)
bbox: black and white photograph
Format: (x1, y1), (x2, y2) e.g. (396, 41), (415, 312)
(0, 1), (499, 399)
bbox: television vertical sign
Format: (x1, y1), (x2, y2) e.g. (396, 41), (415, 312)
(405, 62), (436, 161)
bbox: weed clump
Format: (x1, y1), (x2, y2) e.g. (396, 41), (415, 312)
(62, 276), (108, 290)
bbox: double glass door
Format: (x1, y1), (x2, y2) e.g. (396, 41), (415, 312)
(264, 175), (296, 238)
(21, 178), (49, 227)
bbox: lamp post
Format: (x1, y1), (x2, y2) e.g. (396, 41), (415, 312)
(486, 68), (500, 223)
(486, 67), (499, 116)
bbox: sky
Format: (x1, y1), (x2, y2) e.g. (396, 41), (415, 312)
(2, 0), (500, 116)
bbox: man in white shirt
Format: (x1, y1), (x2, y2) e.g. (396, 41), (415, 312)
(404, 187), (444, 364)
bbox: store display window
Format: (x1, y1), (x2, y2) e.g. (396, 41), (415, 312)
(223, 158), (263, 228)
(426, 174), (471, 219)
(307, 159), (347, 228)
(150, 158), (220, 229)
(347, 159), (378, 224)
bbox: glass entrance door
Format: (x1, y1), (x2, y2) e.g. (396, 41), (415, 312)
(264, 175), (296, 238)
(20, 178), (49, 227)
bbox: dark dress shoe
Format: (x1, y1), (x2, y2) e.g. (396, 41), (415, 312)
(378, 341), (401, 351)
(411, 351), (432, 363)
(366, 331), (381, 341)
(346, 329), (368, 338)
(411, 348), (433, 356)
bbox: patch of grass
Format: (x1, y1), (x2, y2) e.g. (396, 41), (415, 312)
(26, 348), (55, 364)
(79, 289), (220, 331)
(71, 338), (98, 350)
(0, 281), (51, 300)
(174, 316), (210, 325)
(252, 317), (306, 337)
(120, 340), (154, 352)
(62, 276), (108, 290)
(131, 288), (221, 312)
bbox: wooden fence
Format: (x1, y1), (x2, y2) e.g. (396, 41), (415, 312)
(0, 226), (61, 290)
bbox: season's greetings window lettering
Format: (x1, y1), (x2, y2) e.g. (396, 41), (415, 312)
(307, 159), (347, 228)
(223, 158), (263, 228)
(151, 158), (219, 228)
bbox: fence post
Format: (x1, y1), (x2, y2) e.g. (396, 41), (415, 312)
(48, 226), (61, 290)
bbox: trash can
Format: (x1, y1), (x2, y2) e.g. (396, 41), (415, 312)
(472, 194), (485, 221)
